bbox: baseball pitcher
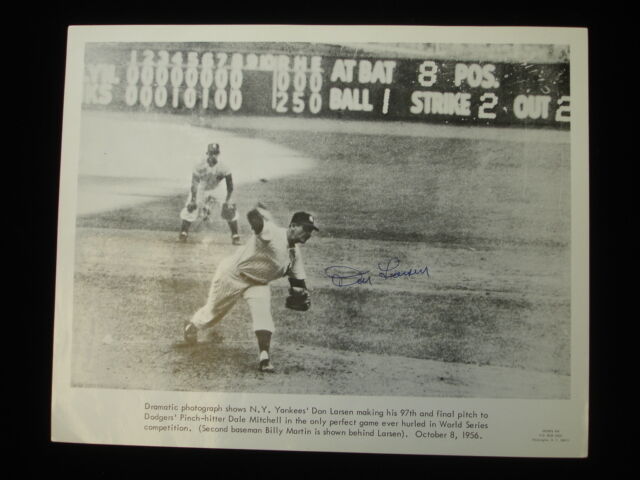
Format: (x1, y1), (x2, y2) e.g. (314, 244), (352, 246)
(179, 142), (241, 245)
(184, 205), (319, 372)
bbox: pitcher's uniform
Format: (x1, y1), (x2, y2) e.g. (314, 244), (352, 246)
(190, 208), (306, 333)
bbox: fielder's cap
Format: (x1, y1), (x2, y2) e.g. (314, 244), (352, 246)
(207, 143), (220, 154)
(291, 211), (319, 231)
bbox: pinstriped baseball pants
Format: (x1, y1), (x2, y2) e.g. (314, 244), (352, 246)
(190, 259), (275, 333)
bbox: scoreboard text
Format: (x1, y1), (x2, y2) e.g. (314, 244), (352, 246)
(84, 45), (570, 128)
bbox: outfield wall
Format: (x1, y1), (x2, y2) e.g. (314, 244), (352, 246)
(83, 43), (570, 129)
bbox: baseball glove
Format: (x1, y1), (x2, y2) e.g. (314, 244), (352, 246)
(221, 202), (237, 221)
(187, 201), (198, 213)
(285, 287), (311, 311)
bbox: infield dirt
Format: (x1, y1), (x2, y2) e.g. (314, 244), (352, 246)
(70, 111), (571, 398)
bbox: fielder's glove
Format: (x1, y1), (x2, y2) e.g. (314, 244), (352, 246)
(187, 201), (197, 213)
(221, 202), (237, 221)
(285, 287), (311, 312)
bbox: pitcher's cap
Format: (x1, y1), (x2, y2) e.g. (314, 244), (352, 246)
(291, 212), (319, 231)
(207, 143), (220, 154)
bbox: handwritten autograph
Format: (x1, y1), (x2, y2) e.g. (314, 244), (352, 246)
(324, 258), (430, 287)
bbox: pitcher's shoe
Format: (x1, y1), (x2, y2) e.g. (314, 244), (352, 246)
(259, 350), (274, 372)
(184, 322), (198, 344)
(259, 359), (275, 373)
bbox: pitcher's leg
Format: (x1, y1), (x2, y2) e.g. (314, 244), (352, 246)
(244, 286), (275, 372)
(185, 272), (245, 343)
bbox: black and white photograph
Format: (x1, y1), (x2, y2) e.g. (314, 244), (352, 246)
(51, 25), (589, 457)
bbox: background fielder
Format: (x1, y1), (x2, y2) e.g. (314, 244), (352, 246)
(184, 205), (319, 372)
(179, 142), (241, 245)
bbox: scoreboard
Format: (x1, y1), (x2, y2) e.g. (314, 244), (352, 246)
(83, 44), (570, 129)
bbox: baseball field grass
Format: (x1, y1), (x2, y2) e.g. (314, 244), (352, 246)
(71, 111), (571, 398)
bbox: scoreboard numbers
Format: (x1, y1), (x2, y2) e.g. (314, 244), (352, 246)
(85, 46), (570, 128)
(478, 93), (498, 120)
(555, 96), (571, 123)
(418, 61), (438, 87)
(121, 49), (245, 111)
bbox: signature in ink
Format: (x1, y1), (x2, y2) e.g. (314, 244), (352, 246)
(324, 258), (430, 287)
(324, 265), (373, 287)
(377, 258), (430, 280)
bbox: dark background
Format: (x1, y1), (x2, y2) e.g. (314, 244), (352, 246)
(27, 4), (613, 476)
